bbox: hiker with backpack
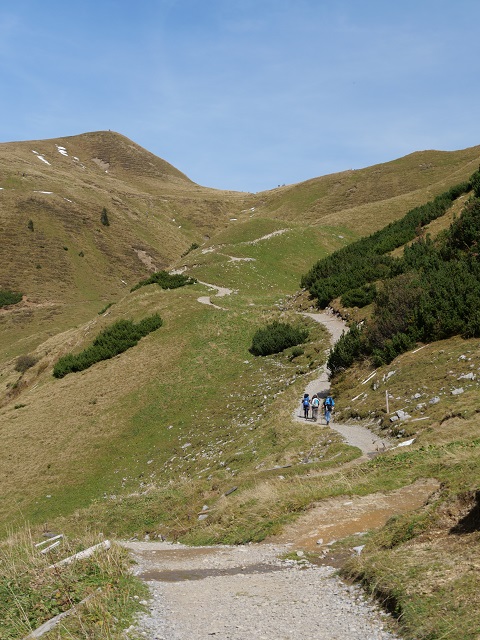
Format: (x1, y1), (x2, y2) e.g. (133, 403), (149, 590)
(323, 395), (335, 426)
(311, 394), (320, 421)
(302, 393), (310, 419)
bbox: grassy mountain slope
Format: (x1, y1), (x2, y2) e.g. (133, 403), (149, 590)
(1, 133), (480, 638)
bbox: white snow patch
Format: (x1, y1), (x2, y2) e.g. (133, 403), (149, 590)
(34, 190), (53, 194)
(34, 153), (51, 165)
(56, 145), (68, 156)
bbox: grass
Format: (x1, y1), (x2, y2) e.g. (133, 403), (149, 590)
(1, 132), (480, 638)
(0, 528), (147, 639)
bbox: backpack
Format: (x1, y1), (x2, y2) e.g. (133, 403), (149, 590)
(312, 397), (319, 407)
(303, 397), (310, 407)
(324, 396), (334, 409)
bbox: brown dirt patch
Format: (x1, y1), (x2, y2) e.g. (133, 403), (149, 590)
(269, 478), (440, 551)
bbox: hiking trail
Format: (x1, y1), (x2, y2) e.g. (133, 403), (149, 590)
(125, 307), (439, 639)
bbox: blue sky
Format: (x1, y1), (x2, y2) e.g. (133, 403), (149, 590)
(0, 0), (479, 192)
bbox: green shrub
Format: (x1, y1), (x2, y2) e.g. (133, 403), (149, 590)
(100, 207), (110, 226)
(341, 284), (376, 308)
(327, 324), (365, 376)
(131, 270), (196, 292)
(181, 242), (200, 257)
(290, 346), (305, 359)
(0, 290), (22, 307)
(302, 178), (472, 308)
(98, 302), (114, 315)
(250, 321), (309, 356)
(53, 314), (163, 378)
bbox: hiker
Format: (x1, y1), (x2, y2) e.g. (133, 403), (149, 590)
(302, 393), (310, 419)
(311, 394), (320, 421)
(323, 395), (335, 426)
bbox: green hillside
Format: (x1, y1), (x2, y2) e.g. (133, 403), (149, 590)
(1, 133), (480, 639)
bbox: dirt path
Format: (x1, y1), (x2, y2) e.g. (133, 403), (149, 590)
(126, 307), (440, 639)
(197, 281), (233, 309)
(297, 310), (391, 457)
(126, 541), (399, 639)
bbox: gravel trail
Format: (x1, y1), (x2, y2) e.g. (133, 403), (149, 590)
(126, 542), (399, 640)
(297, 311), (391, 456)
(126, 310), (401, 639)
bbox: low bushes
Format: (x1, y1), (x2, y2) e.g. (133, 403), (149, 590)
(0, 290), (22, 307)
(250, 321), (309, 356)
(131, 270), (196, 292)
(301, 179), (472, 308)
(53, 314), (163, 378)
(341, 284), (376, 308)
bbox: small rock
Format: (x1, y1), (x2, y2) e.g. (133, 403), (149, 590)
(458, 372), (475, 380)
(352, 545), (365, 555)
(451, 387), (464, 395)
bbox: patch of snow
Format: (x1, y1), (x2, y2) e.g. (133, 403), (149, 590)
(56, 145), (68, 156)
(33, 190), (53, 194)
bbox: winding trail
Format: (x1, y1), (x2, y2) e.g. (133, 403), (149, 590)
(297, 311), (391, 457)
(196, 281), (233, 310)
(124, 307), (442, 639)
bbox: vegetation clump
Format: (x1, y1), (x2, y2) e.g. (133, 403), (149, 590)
(14, 354), (38, 373)
(328, 196), (480, 373)
(182, 242), (200, 257)
(250, 320), (309, 356)
(0, 290), (22, 307)
(131, 269), (196, 292)
(53, 314), (163, 378)
(340, 283), (376, 308)
(100, 206), (110, 226)
(302, 180), (471, 308)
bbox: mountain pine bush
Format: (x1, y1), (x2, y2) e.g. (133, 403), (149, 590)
(53, 314), (163, 378)
(326, 193), (480, 374)
(302, 179), (472, 308)
(250, 321), (309, 356)
(0, 290), (22, 307)
(131, 270), (196, 292)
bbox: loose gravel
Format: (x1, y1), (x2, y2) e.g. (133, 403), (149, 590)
(125, 541), (399, 640)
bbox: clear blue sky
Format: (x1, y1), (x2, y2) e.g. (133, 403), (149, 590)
(1, 0), (479, 192)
